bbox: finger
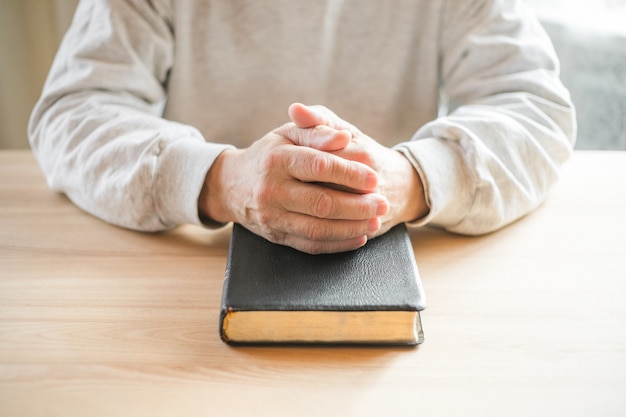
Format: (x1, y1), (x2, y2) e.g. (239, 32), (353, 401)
(277, 182), (388, 220)
(288, 103), (360, 133)
(286, 234), (369, 255)
(270, 211), (382, 243)
(277, 123), (351, 152)
(288, 102), (333, 128)
(264, 212), (372, 254)
(329, 137), (377, 168)
(281, 146), (378, 193)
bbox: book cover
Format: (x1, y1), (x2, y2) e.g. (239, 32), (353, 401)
(219, 223), (426, 345)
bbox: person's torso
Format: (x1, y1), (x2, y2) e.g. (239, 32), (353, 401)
(164, 0), (445, 146)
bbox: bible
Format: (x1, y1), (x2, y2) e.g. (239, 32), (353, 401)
(219, 223), (426, 345)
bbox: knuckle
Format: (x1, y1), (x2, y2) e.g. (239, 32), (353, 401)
(275, 122), (295, 138)
(256, 181), (276, 206)
(305, 221), (330, 242)
(265, 147), (285, 171)
(312, 191), (334, 218)
(264, 229), (284, 245)
(311, 125), (327, 138)
(257, 211), (284, 244)
(257, 208), (275, 228)
(310, 154), (331, 177)
(255, 184), (284, 224)
(287, 125), (306, 145)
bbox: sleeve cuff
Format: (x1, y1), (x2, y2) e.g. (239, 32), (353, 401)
(394, 137), (475, 230)
(152, 134), (235, 228)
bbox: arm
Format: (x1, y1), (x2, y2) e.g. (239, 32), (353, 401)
(396, 0), (576, 234)
(28, 0), (229, 231)
(286, 2), (575, 239)
(30, 0), (387, 253)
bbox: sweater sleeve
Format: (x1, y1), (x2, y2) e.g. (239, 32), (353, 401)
(395, 0), (576, 234)
(28, 0), (232, 231)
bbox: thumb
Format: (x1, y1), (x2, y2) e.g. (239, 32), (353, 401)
(288, 103), (358, 133)
(289, 102), (330, 128)
(278, 123), (351, 152)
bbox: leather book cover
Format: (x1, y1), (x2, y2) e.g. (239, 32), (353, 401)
(219, 223), (426, 345)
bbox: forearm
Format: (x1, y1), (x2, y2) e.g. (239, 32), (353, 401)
(28, 0), (230, 231)
(396, 0), (576, 234)
(397, 99), (574, 235)
(30, 92), (228, 231)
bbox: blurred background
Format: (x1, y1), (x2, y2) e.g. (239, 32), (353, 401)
(1, 0), (624, 150)
(0, 0), (78, 149)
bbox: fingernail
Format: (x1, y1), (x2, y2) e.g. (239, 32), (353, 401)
(367, 217), (381, 233)
(376, 197), (389, 216)
(363, 172), (378, 191)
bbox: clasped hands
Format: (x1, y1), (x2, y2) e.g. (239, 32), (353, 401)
(200, 103), (427, 254)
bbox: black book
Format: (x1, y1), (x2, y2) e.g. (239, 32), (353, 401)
(219, 223), (426, 345)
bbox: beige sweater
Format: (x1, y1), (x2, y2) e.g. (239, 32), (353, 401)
(29, 0), (576, 234)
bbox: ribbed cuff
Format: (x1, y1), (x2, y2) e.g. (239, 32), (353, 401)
(394, 137), (474, 229)
(152, 134), (235, 228)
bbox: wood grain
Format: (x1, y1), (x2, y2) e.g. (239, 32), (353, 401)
(1, 150), (625, 417)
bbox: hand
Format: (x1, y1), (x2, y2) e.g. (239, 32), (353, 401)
(199, 123), (389, 254)
(288, 103), (429, 238)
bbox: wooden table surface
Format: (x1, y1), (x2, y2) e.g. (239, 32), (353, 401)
(1, 149), (625, 417)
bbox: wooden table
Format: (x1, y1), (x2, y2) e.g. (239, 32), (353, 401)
(1, 149), (625, 417)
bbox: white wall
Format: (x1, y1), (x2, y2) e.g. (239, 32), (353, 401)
(0, 0), (78, 149)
